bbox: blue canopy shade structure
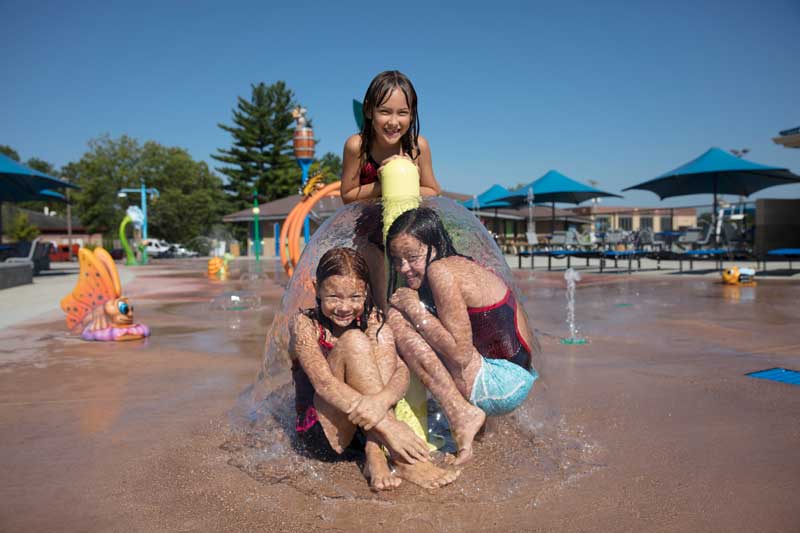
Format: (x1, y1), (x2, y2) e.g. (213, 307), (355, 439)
(1, 153), (78, 242)
(500, 170), (622, 232)
(459, 184), (513, 210)
(623, 147), (800, 199)
(460, 184), (514, 235)
(0, 153), (79, 202)
(623, 147), (800, 240)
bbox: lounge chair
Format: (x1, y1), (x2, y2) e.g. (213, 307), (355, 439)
(721, 222), (752, 257)
(517, 231), (586, 271)
(4, 238), (51, 275)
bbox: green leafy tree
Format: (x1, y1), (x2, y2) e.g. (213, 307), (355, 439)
(311, 152), (343, 183)
(0, 145), (20, 161)
(68, 135), (227, 244)
(212, 81), (303, 208)
(25, 157), (56, 175)
(138, 141), (228, 244)
(4, 212), (40, 241)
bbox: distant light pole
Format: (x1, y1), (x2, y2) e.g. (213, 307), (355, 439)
(252, 190), (261, 264)
(118, 181), (160, 264)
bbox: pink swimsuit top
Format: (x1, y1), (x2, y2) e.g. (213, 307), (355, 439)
(467, 289), (532, 370)
(359, 154), (380, 185)
(292, 322), (333, 433)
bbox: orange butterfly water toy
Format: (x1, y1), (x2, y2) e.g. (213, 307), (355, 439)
(60, 247), (151, 341)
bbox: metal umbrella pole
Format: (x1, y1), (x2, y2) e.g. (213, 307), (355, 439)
(526, 186), (535, 234)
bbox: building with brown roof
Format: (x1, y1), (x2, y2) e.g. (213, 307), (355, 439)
(223, 191), (591, 257)
(566, 205), (697, 233)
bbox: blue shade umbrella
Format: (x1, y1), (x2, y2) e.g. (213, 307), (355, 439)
(500, 170), (622, 231)
(623, 147), (800, 199)
(623, 147), (800, 238)
(459, 184), (513, 209)
(0, 153), (79, 202)
(460, 184), (513, 235)
(1, 153), (78, 242)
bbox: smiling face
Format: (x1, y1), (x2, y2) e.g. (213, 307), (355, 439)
(389, 233), (434, 290)
(316, 275), (368, 329)
(368, 88), (412, 148)
(103, 297), (134, 326)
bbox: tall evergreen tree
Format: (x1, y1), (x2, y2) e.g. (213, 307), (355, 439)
(212, 81), (302, 208)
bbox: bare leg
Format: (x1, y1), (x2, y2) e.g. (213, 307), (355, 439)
(388, 309), (486, 465)
(314, 329), (399, 490)
(318, 329), (459, 489)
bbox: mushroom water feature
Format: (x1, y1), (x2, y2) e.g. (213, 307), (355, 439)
(228, 162), (587, 499)
(229, 194), (591, 502)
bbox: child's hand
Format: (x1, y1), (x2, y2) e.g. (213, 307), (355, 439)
(389, 287), (421, 315)
(375, 418), (430, 463)
(347, 394), (389, 430)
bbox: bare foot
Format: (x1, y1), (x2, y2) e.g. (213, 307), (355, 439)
(446, 403), (486, 465)
(363, 450), (401, 491)
(394, 460), (460, 489)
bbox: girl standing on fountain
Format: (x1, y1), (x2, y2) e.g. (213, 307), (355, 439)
(341, 70), (441, 203)
(290, 247), (459, 490)
(341, 71), (441, 310)
(385, 208), (539, 465)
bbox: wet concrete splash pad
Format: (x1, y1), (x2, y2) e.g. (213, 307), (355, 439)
(0, 246), (799, 530)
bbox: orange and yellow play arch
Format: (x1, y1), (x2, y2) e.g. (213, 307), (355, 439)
(279, 180), (341, 277)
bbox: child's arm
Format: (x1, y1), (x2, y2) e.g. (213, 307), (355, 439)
(341, 134), (380, 203)
(290, 313), (362, 413)
(416, 136), (441, 197)
(389, 264), (473, 360)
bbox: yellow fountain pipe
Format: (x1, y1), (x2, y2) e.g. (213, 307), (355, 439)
(377, 159), (433, 447)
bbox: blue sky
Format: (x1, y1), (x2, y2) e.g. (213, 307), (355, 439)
(2, 0), (798, 208)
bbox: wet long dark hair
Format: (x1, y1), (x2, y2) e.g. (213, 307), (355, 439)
(385, 207), (466, 312)
(305, 247), (373, 333)
(360, 70), (420, 163)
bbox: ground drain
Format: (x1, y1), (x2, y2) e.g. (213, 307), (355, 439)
(746, 368), (800, 387)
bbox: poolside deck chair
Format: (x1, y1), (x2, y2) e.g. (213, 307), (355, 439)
(4, 238), (50, 275)
(679, 225), (714, 250)
(676, 228), (702, 249)
(516, 232), (542, 268)
(517, 230), (590, 271)
(635, 228), (656, 251)
(720, 222), (752, 256)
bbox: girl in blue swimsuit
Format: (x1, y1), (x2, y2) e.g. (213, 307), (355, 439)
(386, 207), (539, 466)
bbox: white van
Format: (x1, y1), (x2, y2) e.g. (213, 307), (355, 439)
(144, 239), (171, 258)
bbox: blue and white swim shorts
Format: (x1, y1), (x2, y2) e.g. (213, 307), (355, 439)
(469, 357), (538, 416)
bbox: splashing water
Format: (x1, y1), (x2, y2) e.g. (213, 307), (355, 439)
(561, 268), (587, 345)
(210, 291), (262, 312)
